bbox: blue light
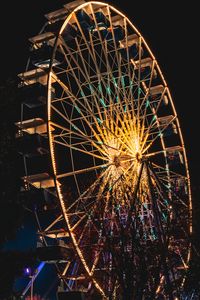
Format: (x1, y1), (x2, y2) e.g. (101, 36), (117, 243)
(24, 267), (31, 276)
(21, 262), (46, 297)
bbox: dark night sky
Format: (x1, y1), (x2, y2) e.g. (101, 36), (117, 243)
(1, 0), (199, 186)
(0, 0), (199, 297)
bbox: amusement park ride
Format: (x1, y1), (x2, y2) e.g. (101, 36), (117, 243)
(15, 1), (194, 299)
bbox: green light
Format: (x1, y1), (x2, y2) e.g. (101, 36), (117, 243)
(164, 199), (169, 205)
(100, 98), (106, 107)
(162, 213), (167, 222)
(106, 86), (111, 95)
(89, 84), (94, 94)
(97, 117), (103, 124)
(121, 76), (125, 88)
(146, 100), (150, 108)
(129, 80), (133, 87)
(152, 115), (157, 122)
(98, 83), (102, 93)
(113, 77), (118, 87)
(72, 124), (78, 131)
(75, 106), (81, 114)
(80, 91), (85, 98)
(150, 228), (156, 240)
(138, 87), (142, 95)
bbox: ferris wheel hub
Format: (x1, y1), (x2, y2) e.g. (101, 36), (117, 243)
(136, 152), (142, 162)
(113, 155), (121, 167)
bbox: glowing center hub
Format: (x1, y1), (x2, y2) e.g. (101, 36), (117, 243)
(136, 152), (142, 162)
(112, 154), (133, 169)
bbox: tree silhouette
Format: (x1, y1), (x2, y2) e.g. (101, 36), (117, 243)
(0, 78), (28, 297)
(0, 78), (24, 245)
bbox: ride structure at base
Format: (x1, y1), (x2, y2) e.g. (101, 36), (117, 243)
(15, 1), (193, 299)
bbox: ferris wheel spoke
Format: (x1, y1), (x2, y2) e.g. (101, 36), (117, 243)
(146, 166), (172, 213)
(70, 207), (107, 271)
(124, 36), (143, 127)
(51, 71), (107, 141)
(65, 168), (108, 215)
(53, 138), (107, 161)
(90, 248), (103, 276)
(76, 216), (94, 246)
(58, 43), (138, 154)
(137, 85), (165, 131)
(52, 76), (128, 151)
(140, 87), (168, 138)
(144, 163), (185, 203)
(52, 120), (132, 161)
(73, 12), (110, 88)
(89, 6), (122, 112)
(131, 58), (156, 114)
(58, 38), (104, 111)
(72, 9), (135, 145)
(86, 37), (129, 140)
(137, 61), (157, 134)
(56, 162), (111, 179)
(50, 111), (109, 157)
(105, 159), (137, 197)
(151, 161), (188, 188)
(107, 12), (136, 120)
(71, 167), (112, 209)
(141, 117), (177, 155)
(121, 18), (136, 93)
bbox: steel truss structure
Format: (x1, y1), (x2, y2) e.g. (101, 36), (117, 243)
(16, 1), (192, 299)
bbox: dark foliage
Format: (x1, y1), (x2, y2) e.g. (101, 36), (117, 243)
(0, 250), (37, 299)
(0, 78), (24, 246)
(0, 79), (28, 298)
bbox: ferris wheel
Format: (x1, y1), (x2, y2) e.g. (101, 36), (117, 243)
(16, 1), (192, 299)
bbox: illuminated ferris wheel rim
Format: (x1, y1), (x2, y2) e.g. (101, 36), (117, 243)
(47, 0), (192, 212)
(47, 1), (190, 161)
(44, 0), (192, 297)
